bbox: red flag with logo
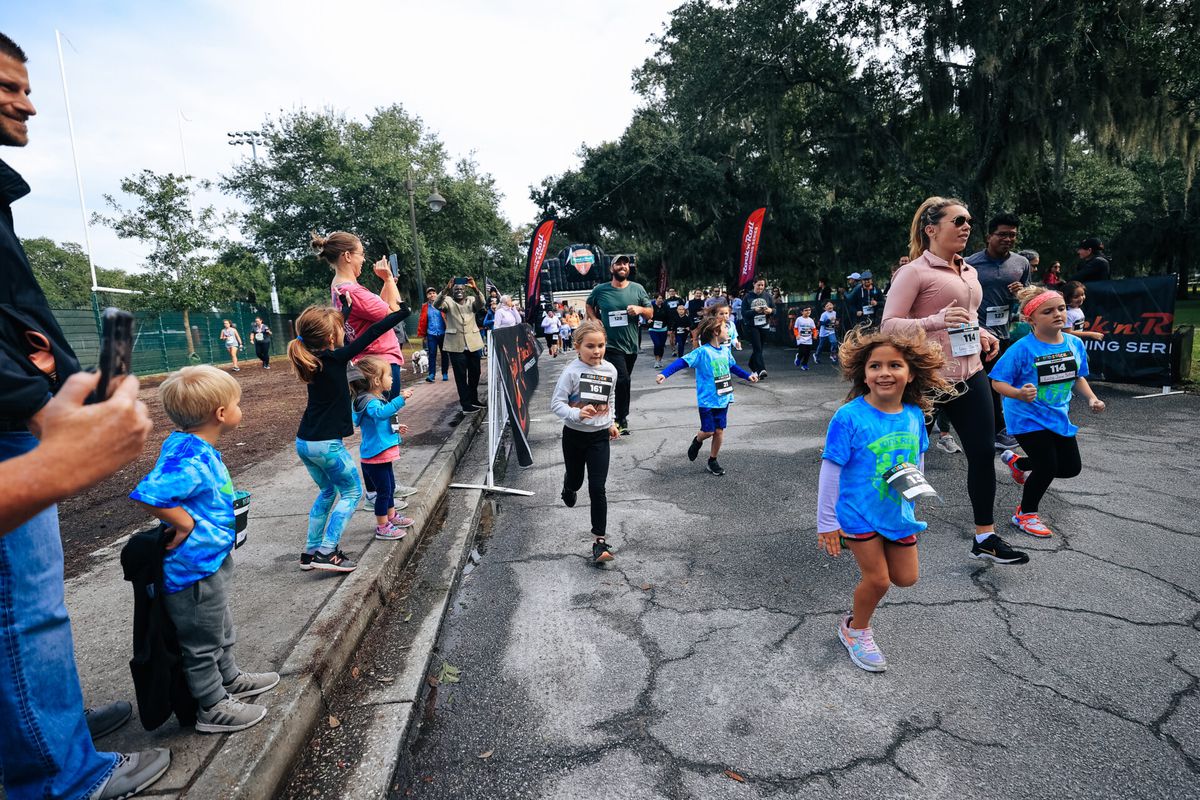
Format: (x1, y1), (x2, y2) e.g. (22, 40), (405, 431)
(736, 207), (767, 291)
(523, 218), (556, 323)
(657, 260), (669, 296)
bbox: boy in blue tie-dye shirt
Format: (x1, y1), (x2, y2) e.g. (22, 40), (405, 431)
(130, 366), (278, 734)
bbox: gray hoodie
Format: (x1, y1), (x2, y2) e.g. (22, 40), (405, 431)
(550, 357), (618, 432)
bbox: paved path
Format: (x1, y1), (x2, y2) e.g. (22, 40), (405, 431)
(396, 344), (1199, 799)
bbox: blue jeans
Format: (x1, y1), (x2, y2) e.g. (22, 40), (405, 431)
(425, 334), (449, 377)
(295, 438), (362, 553)
(0, 432), (116, 800)
(815, 334), (838, 359)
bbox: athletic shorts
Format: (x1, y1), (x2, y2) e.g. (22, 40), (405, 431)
(698, 406), (728, 433)
(840, 530), (918, 547)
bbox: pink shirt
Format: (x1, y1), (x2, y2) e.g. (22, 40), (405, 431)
(880, 250), (996, 382)
(332, 282), (405, 366)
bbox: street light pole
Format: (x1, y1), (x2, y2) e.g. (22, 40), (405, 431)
(405, 166), (425, 294)
(227, 130), (280, 314)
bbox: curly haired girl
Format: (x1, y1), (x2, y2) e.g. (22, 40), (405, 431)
(816, 327), (954, 672)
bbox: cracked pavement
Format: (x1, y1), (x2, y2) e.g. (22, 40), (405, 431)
(394, 345), (1200, 799)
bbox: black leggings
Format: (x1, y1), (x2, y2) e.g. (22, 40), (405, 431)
(796, 342), (812, 366)
(254, 340), (271, 367)
(747, 325), (767, 373)
(649, 330), (668, 359)
(1012, 430), (1081, 513)
(562, 426), (610, 537)
(603, 349), (638, 422)
(934, 370), (996, 526)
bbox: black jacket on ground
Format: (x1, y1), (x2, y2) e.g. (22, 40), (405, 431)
(0, 159), (81, 424)
(121, 525), (198, 729)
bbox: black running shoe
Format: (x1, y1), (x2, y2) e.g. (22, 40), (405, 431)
(970, 533), (1030, 565)
(687, 437), (702, 461)
(561, 487), (577, 507)
(299, 552), (314, 571)
(311, 549), (358, 572)
(592, 539), (615, 564)
(617, 419), (630, 436)
(706, 458), (726, 476)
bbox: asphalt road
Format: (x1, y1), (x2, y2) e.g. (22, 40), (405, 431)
(393, 341), (1200, 800)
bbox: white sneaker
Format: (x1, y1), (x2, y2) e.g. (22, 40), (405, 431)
(195, 696), (267, 733)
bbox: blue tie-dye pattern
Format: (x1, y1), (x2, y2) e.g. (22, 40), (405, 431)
(129, 432), (235, 593)
(295, 438), (363, 553)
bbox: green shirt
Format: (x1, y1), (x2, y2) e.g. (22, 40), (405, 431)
(587, 281), (652, 354)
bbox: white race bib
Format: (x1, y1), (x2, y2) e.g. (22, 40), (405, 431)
(862, 305), (874, 316)
(985, 305), (1010, 327)
(254, 332), (264, 342)
(754, 314), (767, 328)
(883, 462), (939, 502)
(578, 371), (614, 404)
(651, 320), (665, 330)
(947, 324), (981, 357)
(608, 310), (629, 328)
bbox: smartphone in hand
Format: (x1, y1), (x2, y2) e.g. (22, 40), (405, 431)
(388, 253), (400, 279)
(90, 307), (134, 403)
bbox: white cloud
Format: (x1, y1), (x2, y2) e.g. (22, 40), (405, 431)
(5, 0), (679, 275)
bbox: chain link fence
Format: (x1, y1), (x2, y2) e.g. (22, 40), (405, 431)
(52, 304), (300, 376)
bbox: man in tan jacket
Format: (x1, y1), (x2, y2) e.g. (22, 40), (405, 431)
(435, 277), (485, 413)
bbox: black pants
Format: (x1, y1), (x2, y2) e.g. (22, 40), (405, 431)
(982, 338), (1013, 434)
(1012, 430), (1081, 513)
(604, 349), (637, 422)
(361, 461), (396, 517)
(363, 363), (404, 493)
(796, 342), (812, 366)
(747, 325), (767, 373)
(254, 340), (270, 367)
(934, 370), (996, 526)
(674, 331), (688, 358)
(448, 349), (482, 411)
(562, 426), (610, 537)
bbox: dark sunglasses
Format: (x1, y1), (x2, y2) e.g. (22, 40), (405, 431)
(946, 215), (972, 227)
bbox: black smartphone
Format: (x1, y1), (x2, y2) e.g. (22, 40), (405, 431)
(388, 253), (399, 279)
(453, 276), (469, 285)
(90, 307), (134, 403)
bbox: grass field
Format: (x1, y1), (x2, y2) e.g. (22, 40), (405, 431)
(1176, 298), (1199, 382)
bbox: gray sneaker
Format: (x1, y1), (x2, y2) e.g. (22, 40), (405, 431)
(934, 434), (963, 454)
(395, 485), (419, 498)
(222, 671), (280, 700)
(90, 748), (170, 800)
(85, 700), (132, 740)
(195, 696), (267, 733)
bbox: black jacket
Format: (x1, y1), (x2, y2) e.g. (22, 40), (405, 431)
(0, 160), (81, 424)
(1071, 255), (1111, 283)
(120, 525), (197, 730)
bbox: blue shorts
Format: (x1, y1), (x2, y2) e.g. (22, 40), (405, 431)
(698, 406), (728, 433)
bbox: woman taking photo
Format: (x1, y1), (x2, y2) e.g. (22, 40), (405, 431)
(881, 196), (1029, 566)
(493, 294), (523, 329)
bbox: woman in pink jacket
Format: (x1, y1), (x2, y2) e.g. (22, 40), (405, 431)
(880, 197), (1029, 566)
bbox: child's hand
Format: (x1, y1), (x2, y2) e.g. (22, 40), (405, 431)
(817, 530), (842, 557)
(1085, 331), (1105, 341)
(748, 373), (759, 383)
(398, 423), (410, 434)
(608, 425), (620, 440)
(1089, 397), (1106, 413)
(401, 388), (414, 400)
(734, 341), (742, 350)
(655, 374), (666, 384)
(1017, 383), (1037, 403)
(579, 404), (601, 419)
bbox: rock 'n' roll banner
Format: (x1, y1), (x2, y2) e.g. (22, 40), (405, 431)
(490, 322), (540, 467)
(737, 207), (767, 291)
(1072, 275), (1177, 385)
(523, 218), (556, 324)
(657, 260), (669, 296)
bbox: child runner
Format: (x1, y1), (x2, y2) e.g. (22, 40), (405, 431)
(1061, 281), (1105, 342)
(289, 303), (409, 573)
(672, 304), (691, 358)
(550, 321), (621, 565)
(814, 301), (839, 364)
(649, 294), (671, 369)
(700, 300), (741, 353)
(989, 286), (1106, 537)
(130, 365), (279, 731)
(792, 306), (816, 370)
(656, 316), (758, 476)
(350, 356), (416, 540)
(816, 328), (953, 672)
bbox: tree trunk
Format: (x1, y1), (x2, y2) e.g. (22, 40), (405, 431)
(182, 308), (196, 357)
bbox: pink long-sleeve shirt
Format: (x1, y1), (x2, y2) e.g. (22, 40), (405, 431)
(880, 250), (996, 383)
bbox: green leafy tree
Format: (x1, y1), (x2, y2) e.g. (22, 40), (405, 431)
(93, 171), (227, 354)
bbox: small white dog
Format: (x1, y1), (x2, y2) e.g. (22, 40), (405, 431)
(410, 349), (429, 375)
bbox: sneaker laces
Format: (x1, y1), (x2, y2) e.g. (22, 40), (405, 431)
(855, 627), (880, 654)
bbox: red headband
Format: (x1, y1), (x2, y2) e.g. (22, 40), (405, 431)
(1022, 291), (1063, 319)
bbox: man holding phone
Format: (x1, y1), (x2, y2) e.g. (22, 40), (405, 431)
(0, 33), (170, 799)
(434, 276), (486, 415)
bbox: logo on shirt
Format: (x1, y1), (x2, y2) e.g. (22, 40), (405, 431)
(867, 432), (920, 503)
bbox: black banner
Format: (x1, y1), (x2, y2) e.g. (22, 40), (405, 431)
(1074, 275), (1176, 385)
(491, 323), (540, 467)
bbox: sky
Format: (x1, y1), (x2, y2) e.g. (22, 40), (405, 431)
(4, 0), (682, 277)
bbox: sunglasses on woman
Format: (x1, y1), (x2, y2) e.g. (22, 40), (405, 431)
(946, 214), (972, 227)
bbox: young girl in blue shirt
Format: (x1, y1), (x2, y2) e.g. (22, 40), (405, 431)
(351, 356), (416, 540)
(817, 328), (953, 672)
(990, 286), (1106, 538)
(656, 316), (757, 476)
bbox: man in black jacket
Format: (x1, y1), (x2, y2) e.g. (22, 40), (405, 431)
(1071, 237), (1111, 283)
(0, 33), (169, 800)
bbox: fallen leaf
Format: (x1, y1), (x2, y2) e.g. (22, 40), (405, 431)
(378, 676), (395, 684)
(403, 611), (413, 623)
(478, 749), (494, 759)
(641, 583), (652, 591)
(724, 770), (745, 783)
(351, 666), (360, 679)
(328, 715), (341, 728)
(436, 662), (462, 684)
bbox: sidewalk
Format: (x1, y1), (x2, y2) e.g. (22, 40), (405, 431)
(56, 365), (487, 798)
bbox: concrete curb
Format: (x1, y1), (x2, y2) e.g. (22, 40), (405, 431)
(182, 410), (484, 799)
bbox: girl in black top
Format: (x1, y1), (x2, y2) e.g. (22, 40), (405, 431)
(287, 304), (409, 573)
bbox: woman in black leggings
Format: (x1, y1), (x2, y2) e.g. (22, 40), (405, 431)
(881, 196), (1030, 565)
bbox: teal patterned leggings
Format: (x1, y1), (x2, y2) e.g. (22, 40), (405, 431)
(295, 438), (362, 553)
